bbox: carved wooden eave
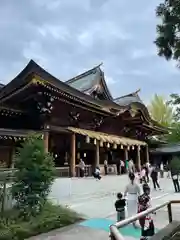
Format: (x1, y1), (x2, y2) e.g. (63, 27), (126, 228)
(0, 128), (36, 141)
(0, 60), (121, 116)
(0, 105), (25, 116)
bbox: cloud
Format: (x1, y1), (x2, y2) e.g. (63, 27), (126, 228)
(0, 0), (180, 104)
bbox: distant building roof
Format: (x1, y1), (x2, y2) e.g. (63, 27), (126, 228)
(151, 144), (180, 154)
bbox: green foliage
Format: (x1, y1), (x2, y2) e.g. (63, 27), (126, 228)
(155, 0), (180, 63)
(168, 93), (180, 121)
(11, 134), (55, 219)
(148, 94), (174, 127)
(169, 156), (180, 173)
(166, 123), (180, 143)
(0, 202), (83, 240)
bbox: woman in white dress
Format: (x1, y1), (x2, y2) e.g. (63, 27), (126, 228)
(124, 172), (141, 227)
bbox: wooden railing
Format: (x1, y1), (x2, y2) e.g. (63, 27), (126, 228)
(109, 200), (180, 240)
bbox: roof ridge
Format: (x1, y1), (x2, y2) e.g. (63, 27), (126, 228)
(65, 63), (103, 84)
(114, 89), (141, 100)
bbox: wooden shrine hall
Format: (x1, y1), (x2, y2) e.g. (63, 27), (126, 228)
(0, 60), (167, 177)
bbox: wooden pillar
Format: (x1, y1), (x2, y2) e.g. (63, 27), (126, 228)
(43, 131), (49, 153)
(70, 133), (76, 177)
(124, 148), (128, 173)
(124, 148), (128, 161)
(145, 145), (149, 163)
(137, 146), (141, 172)
(95, 141), (100, 167)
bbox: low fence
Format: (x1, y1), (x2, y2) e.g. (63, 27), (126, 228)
(109, 200), (180, 240)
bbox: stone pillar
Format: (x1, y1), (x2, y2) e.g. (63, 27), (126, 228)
(43, 131), (49, 153)
(70, 133), (76, 177)
(137, 146), (141, 172)
(145, 145), (149, 163)
(95, 141), (100, 167)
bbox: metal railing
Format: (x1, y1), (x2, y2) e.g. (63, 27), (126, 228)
(109, 200), (180, 240)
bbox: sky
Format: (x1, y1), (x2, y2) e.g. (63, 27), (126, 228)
(0, 0), (180, 104)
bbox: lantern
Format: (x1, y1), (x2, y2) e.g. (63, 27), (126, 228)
(86, 136), (90, 143)
(138, 145), (141, 151)
(107, 142), (110, 148)
(132, 145), (134, 150)
(100, 141), (103, 147)
(127, 145), (130, 151)
(94, 139), (97, 145)
(113, 143), (117, 149)
(121, 145), (123, 149)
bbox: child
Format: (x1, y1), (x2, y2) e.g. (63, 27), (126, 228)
(138, 184), (155, 240)
(115, 192), (126, 222)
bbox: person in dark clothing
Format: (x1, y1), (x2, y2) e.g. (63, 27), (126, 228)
(116, 159), (120, 175)
(115, 192), (126, 222)
(171, 170), (180, 192)
(150, 167), (161, 190)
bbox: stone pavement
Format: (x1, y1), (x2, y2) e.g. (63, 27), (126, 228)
(29, 174), (180, 240)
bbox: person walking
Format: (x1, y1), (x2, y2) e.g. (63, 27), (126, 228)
(171, 169), (180, 193)
(104, 159), (108, 175)
(124, 172), (141, 228)
(79, 159), (85, 178)
(160, 162), (164, 178)
(150, 166), (161, 190)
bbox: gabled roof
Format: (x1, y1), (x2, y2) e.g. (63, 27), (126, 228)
(0, 60), (124, 115)
(66, 63), (113, 100)
(114, 89), (143, 106)
(0, 83), (4, 89)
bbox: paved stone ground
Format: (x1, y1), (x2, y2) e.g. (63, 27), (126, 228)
(28, 174), (180, 240)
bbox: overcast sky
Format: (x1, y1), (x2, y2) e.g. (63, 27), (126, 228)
(0, 0), (180, 103)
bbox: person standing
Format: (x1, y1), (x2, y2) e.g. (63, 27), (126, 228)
(150, 166), (161, 190)
(120, 160), (125, 174)
(128, 159), (135, 173)
(115, 192), (126, 222)
(138, 184), (155, 239)
(160, 162), (164, 178)
(145, 162), (150, 183)
(116, 158), (120, 175)
(79, 159), (85, 178)
(171, 169), (180, 193)
(124, 172), (141, 228)
(104, 159), (108, 175)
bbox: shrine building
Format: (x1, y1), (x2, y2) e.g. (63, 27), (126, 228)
(0, 60), (168, 176)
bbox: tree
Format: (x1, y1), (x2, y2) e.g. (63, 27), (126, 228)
(168, 93), (180, 121)
(166, 122), (180, 143)
(11, 135), (55, 219)
(169, 156), (180, 173)
(148, 94), (174, 127)
(155, 0), (180, 64)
